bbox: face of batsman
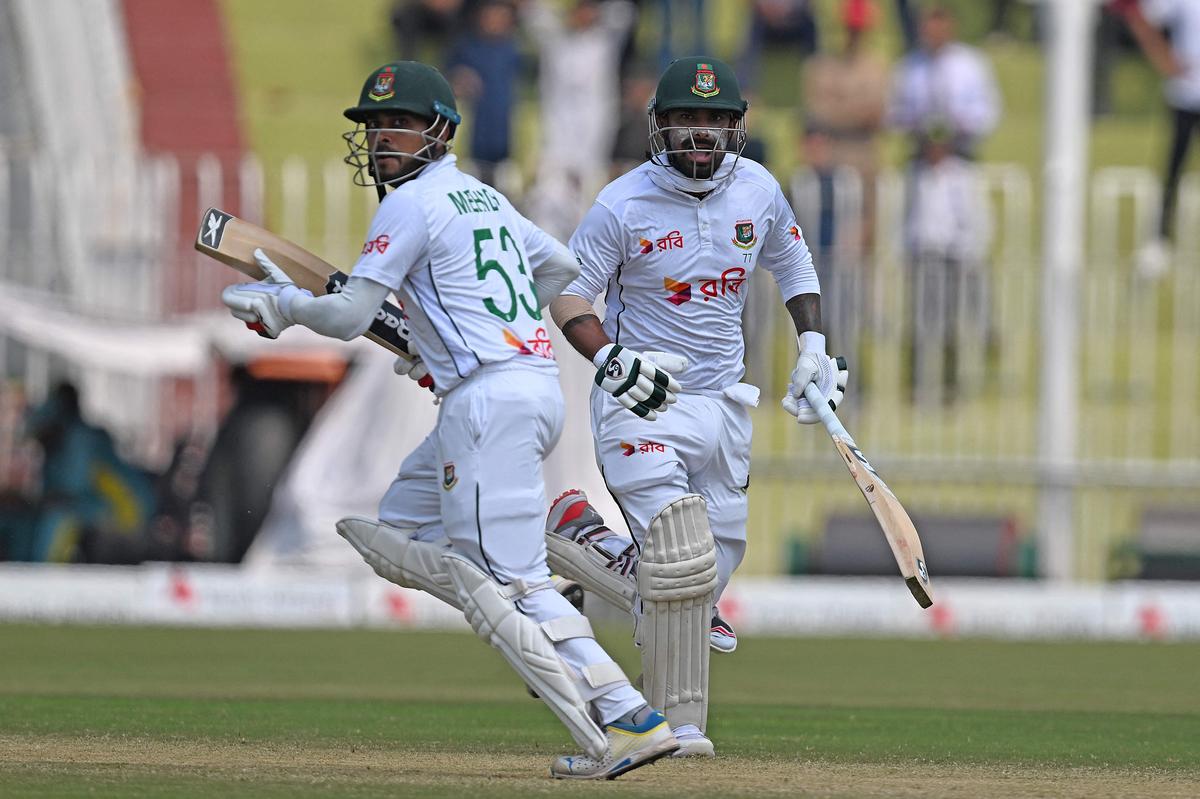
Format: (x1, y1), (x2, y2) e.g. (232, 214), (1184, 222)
(342, 61), (461, 189)
(363, 111), (449, 183)
(654, 107), (745, 181)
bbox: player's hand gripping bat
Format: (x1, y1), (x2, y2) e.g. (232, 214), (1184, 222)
(803, 382), (933, 608)
(195, 207), (414, 357)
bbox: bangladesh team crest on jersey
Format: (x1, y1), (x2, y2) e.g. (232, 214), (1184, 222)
(692, 63), (719, 98)
(442, 462), (458, 490)
(732, 220), (757, 249)
(370, 68), (396, 101)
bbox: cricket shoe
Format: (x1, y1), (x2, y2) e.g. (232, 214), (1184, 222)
(550, 708), (678, 779)
(545, 489), (639, 610)
(670, 723), (715, 758)
(710, 611), (737, 653)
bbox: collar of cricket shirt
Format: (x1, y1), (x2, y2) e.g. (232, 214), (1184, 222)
(645, 155), (738, 198)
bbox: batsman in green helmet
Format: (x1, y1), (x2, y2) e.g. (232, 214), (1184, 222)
(647, 57), (749, 191)
(545, 56), (845, 759)
(342, 61), (463, 191)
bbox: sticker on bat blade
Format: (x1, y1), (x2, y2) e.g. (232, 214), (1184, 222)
(845, 442), (882, 481)
(326, 272), (412, 354)
(200, 209), (233, 249)
(917, 558), (929, 585)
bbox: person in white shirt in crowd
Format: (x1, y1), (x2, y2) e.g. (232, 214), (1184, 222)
(543, 56), (847, 758)
(219, 60), (678, 780)
(904, 122), (992, 402)
(522, 0), (637, 238)
(1111, 0), (1200, 277)
(889, 3), (1002, 160)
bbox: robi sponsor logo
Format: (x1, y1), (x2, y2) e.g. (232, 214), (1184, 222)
(638, 231), (685, 255)
(361, 234), (391, 255)
(663, 267), (747, 305)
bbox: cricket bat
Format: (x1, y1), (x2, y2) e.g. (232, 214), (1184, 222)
(803, 382), (933, 608)
(195, 207), (413, 357)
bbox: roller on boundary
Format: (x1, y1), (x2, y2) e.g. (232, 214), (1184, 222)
(803, 382), (933, 608)
(194, 207), (413, 356)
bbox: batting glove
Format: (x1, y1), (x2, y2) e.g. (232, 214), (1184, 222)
(220, 248), (312, 339)
(393, 345), (435, 393)
(782, 332), (849, 424)
(593, 343), (681, 421)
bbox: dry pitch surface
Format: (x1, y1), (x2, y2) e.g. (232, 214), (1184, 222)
(1, 625), (1198, 798)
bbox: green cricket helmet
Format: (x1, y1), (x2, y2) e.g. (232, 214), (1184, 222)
(342, 62), (462, 190)
(648, 57), (749, 188)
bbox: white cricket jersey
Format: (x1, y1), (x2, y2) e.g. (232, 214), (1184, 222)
(350, 155), (561, 393)
(565, 158), (819, 392)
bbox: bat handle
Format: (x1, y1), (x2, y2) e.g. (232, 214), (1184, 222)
(802, 381), (853, 443)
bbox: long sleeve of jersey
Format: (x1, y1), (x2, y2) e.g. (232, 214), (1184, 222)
(760, 186), (821, 300)
(564, 201), (625, 304)
(512, 210), (581, 307)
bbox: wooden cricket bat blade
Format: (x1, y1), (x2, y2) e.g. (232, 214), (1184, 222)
(831, 436), (933, 608)
(195, 207), (412, 357)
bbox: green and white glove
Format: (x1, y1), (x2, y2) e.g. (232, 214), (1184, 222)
(782, 332), (849, 424)
(593, 343), (681, 421)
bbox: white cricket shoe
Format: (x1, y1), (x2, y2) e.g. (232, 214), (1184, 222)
(550, 709), (678, 779)
(670, 723), (715, 758)
(710, 612), (737, 653)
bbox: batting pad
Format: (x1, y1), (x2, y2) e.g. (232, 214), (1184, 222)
(545, 533), (637, 611)
(443, 553), (609, 760)
(336, 516), (461, 609)
(637, 495), (718, 732)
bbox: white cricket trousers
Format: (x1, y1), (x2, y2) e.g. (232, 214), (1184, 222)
(379, 362), (644, 723)
(590, 385), (753, 600)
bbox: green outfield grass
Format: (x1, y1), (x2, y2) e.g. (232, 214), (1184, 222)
(1, 624), (1198, 797)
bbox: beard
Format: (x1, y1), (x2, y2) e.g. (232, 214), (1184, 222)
(664, 127), (731, 179)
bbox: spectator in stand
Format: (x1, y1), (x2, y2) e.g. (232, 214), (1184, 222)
(889, 4), (1002, 161)
(0, 383), (155, 562)
(391, 0), (476, 62)
(611, 71), (657, 176)
(803, 0), (887, 241)
(739, 0), (820, 91)
(1110, 0), (1200, 278)
(522, 0), (636, 237)
(446, 0), (524, 187)
(904, 123), (992, 402)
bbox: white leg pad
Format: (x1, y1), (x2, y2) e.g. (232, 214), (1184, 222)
(544, 533), (637, 611)
(443, 552), (609, 760)
(637, 495), (718, 732)
(336, 516), (461, 609)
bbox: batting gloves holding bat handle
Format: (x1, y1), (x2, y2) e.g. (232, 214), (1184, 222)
(782, 332), (849, 424)
(221, 249), (312, 339)
(592, 344), (681, 421)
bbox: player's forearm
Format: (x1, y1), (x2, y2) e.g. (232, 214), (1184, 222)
(786, 293), (822, 336)
(558, 313), (611, 363)
(290, 275), (391, 341)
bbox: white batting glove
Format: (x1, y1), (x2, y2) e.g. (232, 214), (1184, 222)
(220, 249), (312, 339)
(782, 332), (849, 424)
(393, 345), (435, 393)
(593, 343), (682, 421)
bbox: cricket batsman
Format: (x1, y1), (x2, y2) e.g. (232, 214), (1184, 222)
(219, 61), (680, 779)
(544, 56), (849, 756)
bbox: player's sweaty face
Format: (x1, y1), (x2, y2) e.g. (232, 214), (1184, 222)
(662, 108), (734, 179)
(366, 112), (432, 181)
